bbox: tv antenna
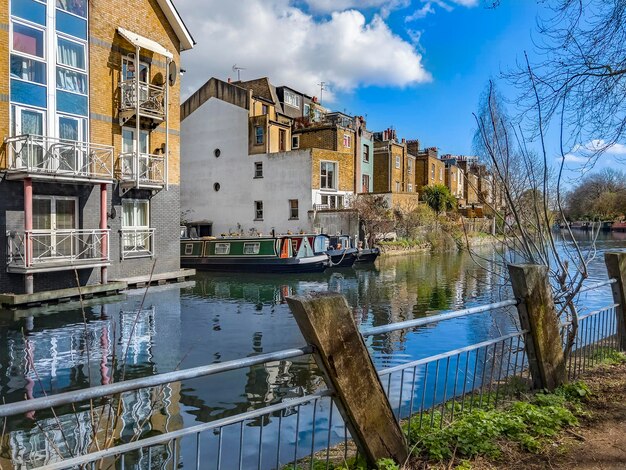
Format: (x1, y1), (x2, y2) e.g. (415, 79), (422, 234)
(317, 81), (327, 104)
(232, 64), (246, 81)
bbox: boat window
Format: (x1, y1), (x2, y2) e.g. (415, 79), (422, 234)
(296, 237), (314, 258)
(314, 236), (329, 253)
(243, 242), (260, 255)
(184, 243), (194, 255)
(215, 243), (230, 255)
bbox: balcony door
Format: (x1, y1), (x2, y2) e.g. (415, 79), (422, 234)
(122, 128), (150, 181)
(58, 115), (85, 174)
(32, 196), (78, 261)
(13, 106), (45, 169)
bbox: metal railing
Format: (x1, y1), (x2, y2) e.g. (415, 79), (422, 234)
(119, 152), (166, 187)
(6, 229), (109, 271)
(0, 280), (619, 469)
(119, 79), (166, 120)
(4, 134), (114, 181)
(120, 228), (155, 259)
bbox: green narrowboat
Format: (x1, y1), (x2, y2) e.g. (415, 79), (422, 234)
(180, 236), (329, 273)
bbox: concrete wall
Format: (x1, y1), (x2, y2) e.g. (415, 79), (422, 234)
(311, 210), (359, 239)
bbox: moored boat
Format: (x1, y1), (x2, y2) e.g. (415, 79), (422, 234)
(327, 234), (380, 265)
(292, 234), (358, 268)
(180, 235), (329, 273)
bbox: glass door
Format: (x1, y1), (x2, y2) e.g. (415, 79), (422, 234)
(14, 107), (45, 169)
(32, 196), (77, 261)
(122, 128), (149, 181)
(58, 116), (83, 173)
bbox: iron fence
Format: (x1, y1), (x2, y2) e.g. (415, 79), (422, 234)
(0, 278), (620, 469)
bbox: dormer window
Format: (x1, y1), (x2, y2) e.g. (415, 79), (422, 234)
(284, 90), (300, 108)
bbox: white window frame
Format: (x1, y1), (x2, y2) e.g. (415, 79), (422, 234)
(243, 242), (261, 255)
(343, 133), (351, 148)
(320, 161), (337, 190)
(395, 155), (400, 169)
(56, 34), (88, 97)
(303, 103), (310, 117)
(121, 199), (152, 259)
(289, 199), (299, 220)
(284, 90), (300, 108)
(254, 200), (264, 220)
(292, 134), (300, 149)
(408, 183), (413, 192)
(408, 159), (413, 174)
(215, 243), (230, 255)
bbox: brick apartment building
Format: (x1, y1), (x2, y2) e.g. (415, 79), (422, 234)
(1, 0), (193, 295)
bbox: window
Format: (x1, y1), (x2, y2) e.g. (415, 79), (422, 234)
(314, 108), (323, 122)
(57, 37), (85, 70)
(13, 23), (45, 58)
(254, 162), (263, 178)
(439, 167), (444, 181)
(431, 163), (435, 179)
(408, 159), (413, 174)
(244, 242), (261, 255)
(452, 172), (457, 181)
(255, 126), (264, 145)
(408, 183), (413, 192)
(363, 144), (370, 163)
(215, 243), (230, 255)
(284, 90), (300, 108)
(289, 199), (299, 219)
(184, 243), (194, 255)
(254, 201), (264, 220)
(303, 103), (310, 117)
(56, 0), (87, 18)
(279, 129), (286, 151)
(122, 199), (151, 254)
(10, 55), (46, 84)
(321, 194), (344, 209)
(320, 161), (337, 189)
(122, 57), (149, 82)
(395, 156), (401, 169)
(395, 181), (401, 192)
(261, 104), (268, 115)
(343, 134), (351, 148)
(362, 174), (370, 192)
(292, 135), (300, 149)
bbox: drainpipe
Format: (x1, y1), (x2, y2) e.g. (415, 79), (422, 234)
(165, 57), (170, 191)
(100, 183), (108, 284)
(24, 178), (33, 294)
(135, 45), (140, 188)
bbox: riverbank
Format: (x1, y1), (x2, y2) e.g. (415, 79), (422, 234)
(378, 233), (497, 257)
(410, 356), (626, 470)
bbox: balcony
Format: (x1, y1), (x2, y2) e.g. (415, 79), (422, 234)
(3, 135), (114, 184)
(118, 152), (166, 193)
(120, 229), (155, 260)
(119, 80), (166, 126)
(7, 229), (110, 273)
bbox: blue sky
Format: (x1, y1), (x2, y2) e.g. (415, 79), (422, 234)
(176, 0), (623, 176)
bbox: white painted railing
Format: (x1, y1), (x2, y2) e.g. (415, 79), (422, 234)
(119, 228), (155, 259)
(6, 229), (109, 271)
(119, 152), (166, 187)
(119, 79), (166, 120)
(4, 135), (114, 181)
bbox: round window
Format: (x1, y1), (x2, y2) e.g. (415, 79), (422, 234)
(214, 182), (221, 192)
(214, 149), (221, 158)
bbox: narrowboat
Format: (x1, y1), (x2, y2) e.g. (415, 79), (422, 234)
(327, 234), (380, 265)
(180, 236), (329, 273)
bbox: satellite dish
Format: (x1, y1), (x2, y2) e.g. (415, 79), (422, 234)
(168, 61), (178, 86)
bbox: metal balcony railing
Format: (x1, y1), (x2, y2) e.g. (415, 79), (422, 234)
(6, 229), (109, 273)
(120, 228), (155, 259)
(119, 80), (166, 121)
(118, 152), (166, 188)
(3, 135), (114, 183)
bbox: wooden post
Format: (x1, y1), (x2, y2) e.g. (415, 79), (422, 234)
(286, 293), (408, 466)
(604, 252), (626, 350)
(508, 264), (566, 390)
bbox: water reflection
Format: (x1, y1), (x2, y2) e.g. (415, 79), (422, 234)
(0, 233), (623, 468)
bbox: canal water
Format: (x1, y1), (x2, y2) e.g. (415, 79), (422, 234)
(0, 231), (624, 468)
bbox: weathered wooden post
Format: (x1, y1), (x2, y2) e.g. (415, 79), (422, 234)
(604, 252), (626, 350)
(286, 293), (408, 466)
(508, 264), (566, 390)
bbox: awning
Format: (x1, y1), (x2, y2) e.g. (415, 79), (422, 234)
(117, 27), (173, 59)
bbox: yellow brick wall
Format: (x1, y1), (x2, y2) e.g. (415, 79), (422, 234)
(311, 148), (355, 192)
(373, 152), (390, 192)
(89, 0), (182, 184)
(416, 155), (446, 190)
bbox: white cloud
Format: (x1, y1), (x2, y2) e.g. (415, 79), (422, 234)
(561, 139), (626, 163)
(302, 0), (410, 17)
(176, 0), (431, 101)
(405, 0), (478, 21)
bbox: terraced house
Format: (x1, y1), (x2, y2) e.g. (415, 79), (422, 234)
(1, 0), (194, 296)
